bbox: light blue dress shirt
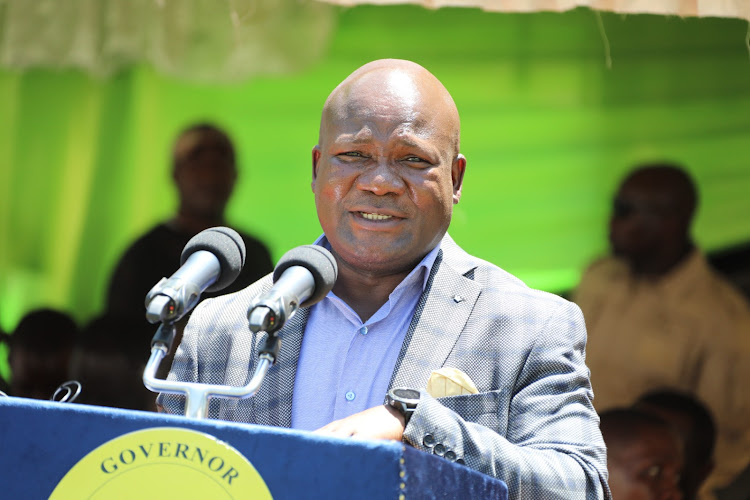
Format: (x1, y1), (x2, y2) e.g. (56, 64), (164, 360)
(291, 236), (440, 431)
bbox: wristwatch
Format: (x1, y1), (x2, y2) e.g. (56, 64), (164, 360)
(386, 388), (421, 425)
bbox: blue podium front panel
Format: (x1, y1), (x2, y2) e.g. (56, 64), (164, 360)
(0, 397), (507, 499)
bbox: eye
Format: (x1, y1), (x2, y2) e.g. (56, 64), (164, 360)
(645, 465), (661, 479)
(613, 199), (635, 218)
(402, 155), (432, 165)
(339, 151), (367, 158)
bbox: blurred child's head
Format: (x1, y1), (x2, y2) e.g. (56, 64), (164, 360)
(601, 408), (683, 500)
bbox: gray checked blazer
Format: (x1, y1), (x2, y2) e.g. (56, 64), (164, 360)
(159, 234), (611, 499)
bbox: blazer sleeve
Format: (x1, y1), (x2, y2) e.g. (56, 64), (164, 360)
(402, 300), (611, 500)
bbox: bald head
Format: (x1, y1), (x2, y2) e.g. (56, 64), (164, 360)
(320, 59), (461, 157)
(310, 59), (466, 296)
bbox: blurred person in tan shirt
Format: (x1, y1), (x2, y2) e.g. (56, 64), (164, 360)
(573, 163), (750, 498)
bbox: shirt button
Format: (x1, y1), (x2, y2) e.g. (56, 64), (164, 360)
(345, 391), (356, 401)
(444, 450), (457, 462)
(433, 444), (446, 457)
(359, 326), (368, 335)
(423, 434), (436, 447)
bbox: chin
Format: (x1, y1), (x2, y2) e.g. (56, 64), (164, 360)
(195, 204), (227, 219)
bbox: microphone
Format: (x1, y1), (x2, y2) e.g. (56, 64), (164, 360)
(248, 245), (338, 334)
(145, 226), (246, 324)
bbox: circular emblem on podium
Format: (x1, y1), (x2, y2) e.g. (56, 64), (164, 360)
(50, 427), (273, 499)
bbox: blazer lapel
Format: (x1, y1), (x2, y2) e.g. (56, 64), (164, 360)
(389, 242), (481, 391)
(251, 307), (309, 428)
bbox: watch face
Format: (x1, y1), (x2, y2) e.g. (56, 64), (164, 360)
(393, 388), (420, 401)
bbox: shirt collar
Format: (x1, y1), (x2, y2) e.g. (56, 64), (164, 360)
(657, 249), (709, 297)
(313, 234), (441, 292)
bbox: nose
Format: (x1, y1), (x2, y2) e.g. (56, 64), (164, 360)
(658, 475), (683, 500)
(355, 159), (406, 196)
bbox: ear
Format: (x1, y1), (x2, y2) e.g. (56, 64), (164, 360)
(452, 153), (466, 204)
(311, 146), (321, 192)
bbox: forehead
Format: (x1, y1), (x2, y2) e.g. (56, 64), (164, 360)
(323, 69), (456, 145)
(616, 177), (675, 209)
(618, 169), (680, 197)
(328, 107), (438, 144)
(614, 431), (682, 465)
(174, 129), (231, 160)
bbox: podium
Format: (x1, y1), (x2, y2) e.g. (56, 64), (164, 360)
(0, 397), (508, 499)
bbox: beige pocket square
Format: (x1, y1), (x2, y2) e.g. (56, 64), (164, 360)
(426, 367), (479, 398)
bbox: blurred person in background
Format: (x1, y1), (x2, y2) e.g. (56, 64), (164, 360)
(106, 123), (274, 328)
(0, 326), (10, 396)
(69, 314), (155, 411)
(635, 389), (717, 500)
(574, 163), (750, 496)
(106, 123), (274, 369)
(3, 308), (78, 400)
(600, 407), (684, 500)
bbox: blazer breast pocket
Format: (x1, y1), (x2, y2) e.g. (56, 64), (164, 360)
(436, 390), (509, 434)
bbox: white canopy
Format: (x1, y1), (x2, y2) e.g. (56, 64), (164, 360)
(1, 0), (747, 83)
(317, 0), (750, 21)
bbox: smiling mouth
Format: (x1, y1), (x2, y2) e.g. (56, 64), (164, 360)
(360, 212), (394, 221)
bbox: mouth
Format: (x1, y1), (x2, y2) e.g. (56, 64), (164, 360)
(360, 211), (394, 221)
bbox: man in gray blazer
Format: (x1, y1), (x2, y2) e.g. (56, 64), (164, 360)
(159, 59), (610, 499)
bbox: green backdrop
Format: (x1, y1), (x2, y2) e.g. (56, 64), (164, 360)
(2, 6), (750, 338)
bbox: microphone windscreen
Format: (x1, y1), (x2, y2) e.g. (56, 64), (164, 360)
(273, 245), (338, 308)
(181, 226), (246, 292)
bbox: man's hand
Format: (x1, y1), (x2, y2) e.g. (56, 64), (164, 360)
(314, 404), (406, 441)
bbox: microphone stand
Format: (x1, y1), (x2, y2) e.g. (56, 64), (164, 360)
(142, 319), (280, 420)
(141, 242), (330, 420)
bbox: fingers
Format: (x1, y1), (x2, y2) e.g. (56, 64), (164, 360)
(313, 405), (405, 441)
(314, 420), (355, 437)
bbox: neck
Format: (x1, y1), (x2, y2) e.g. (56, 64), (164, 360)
(629, 241), (694, 278)
(171, 211), (225, 234)
(332, 264), (411, 323)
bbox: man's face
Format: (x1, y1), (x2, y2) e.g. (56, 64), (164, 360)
(609, 177), (673, 260)
(608, 429), (683, 500)
(312, 73), (464, 277)
(174, 130), (237, 218)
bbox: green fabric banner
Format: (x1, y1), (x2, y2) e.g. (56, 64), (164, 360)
(1, 6), (749, 339)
